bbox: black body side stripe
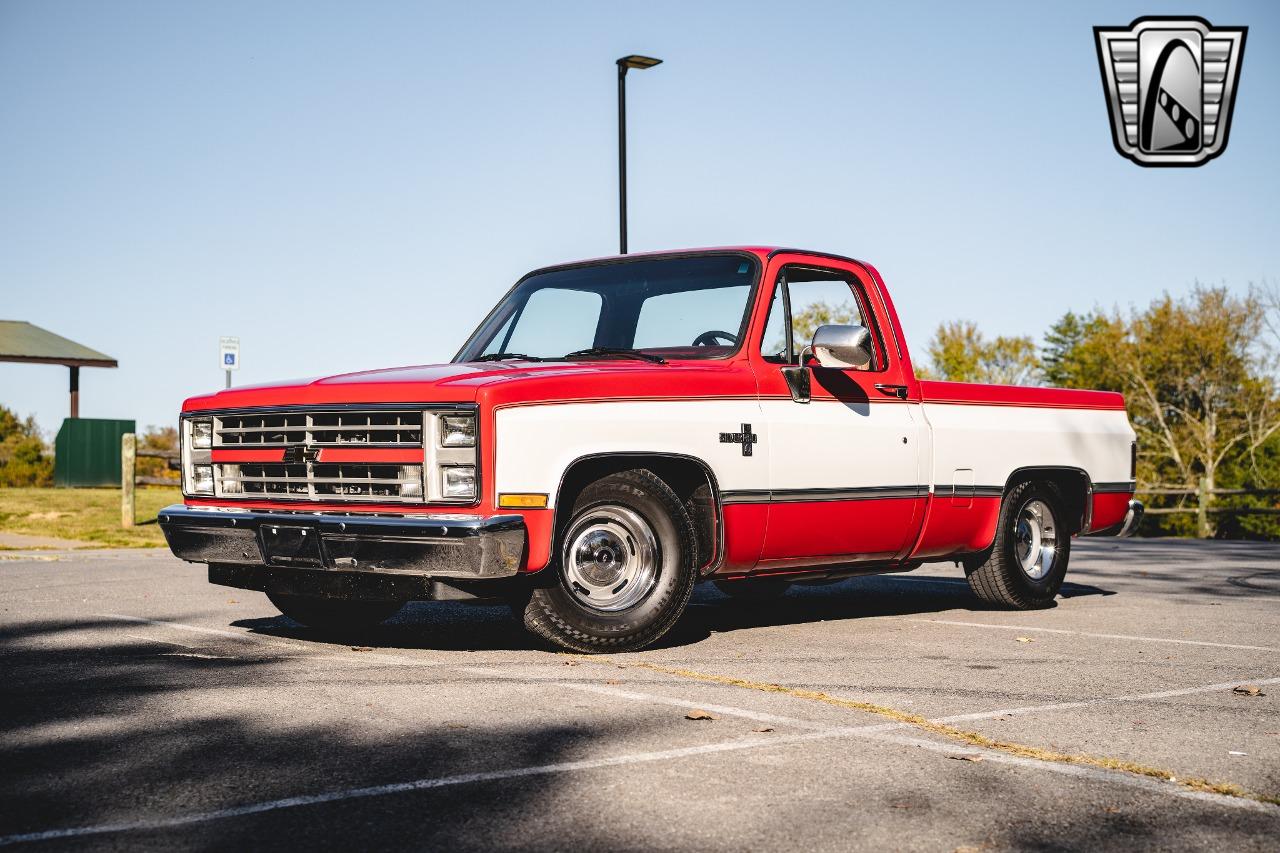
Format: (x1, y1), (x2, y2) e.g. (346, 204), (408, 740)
(1092, 481), (1137, 493)
(721, 485), (928, 505)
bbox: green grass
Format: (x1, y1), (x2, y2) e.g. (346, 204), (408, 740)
(0, 486), (181, 548)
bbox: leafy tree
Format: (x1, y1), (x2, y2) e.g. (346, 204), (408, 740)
(1044, 286), (1280, 538)
(0, 405), (53, 487)
(791, 301), (858, 347)
(922, 320), (1042, 385)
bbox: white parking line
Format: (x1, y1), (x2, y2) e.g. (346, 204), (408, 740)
(935, 676), (1280, 723)
(856, 730), (1277, 813)
(911, 618), (1280, 653)
(5, 674), (1272, 846)
(551, 680), (840, 731)
(0, 729), (843, 847)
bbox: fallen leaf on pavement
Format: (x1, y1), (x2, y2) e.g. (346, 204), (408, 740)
(445, 722), (468, 730)
(947, 754), (984, 762)
(1015, 637), (1035, 644)
(1103, 806), (1121, 814)
(752, 727), (775, 733)
(1233, 684), (1265, 696)
(685, 710), (719, 721)
(349, 646), (373, 652)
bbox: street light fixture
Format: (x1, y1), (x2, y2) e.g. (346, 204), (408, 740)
(616, 54), (662, 254)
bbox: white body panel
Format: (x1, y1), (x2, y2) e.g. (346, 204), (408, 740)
(495, 399), (1135, 505)
(758, 399), (922, 491)
(920, 403), (1135, 489)
(496, 401), (764, 506)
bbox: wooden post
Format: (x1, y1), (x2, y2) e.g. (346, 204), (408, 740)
(69, 365), (80, 418)
(1196, 475), (1211, 539)
(121, 432), (136, 529)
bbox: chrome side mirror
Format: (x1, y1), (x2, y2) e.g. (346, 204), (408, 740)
(811, 324), (874, 370)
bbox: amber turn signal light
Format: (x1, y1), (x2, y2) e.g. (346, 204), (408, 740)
(498, 493), (549, 509)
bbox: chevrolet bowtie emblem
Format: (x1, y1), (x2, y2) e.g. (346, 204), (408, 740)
(283, 445), (320, 464)
(1094, 17), (1246, 167)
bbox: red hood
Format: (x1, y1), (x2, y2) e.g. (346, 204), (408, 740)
(182, 359), (756, 411)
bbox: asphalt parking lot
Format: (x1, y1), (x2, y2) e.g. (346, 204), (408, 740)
(2, 538), (1278, 851)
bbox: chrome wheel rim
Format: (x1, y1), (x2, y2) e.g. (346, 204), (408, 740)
(562, 506), (659, 612)
(1014, 499), (1058, 580)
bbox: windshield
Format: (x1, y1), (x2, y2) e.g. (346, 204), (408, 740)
(454, 255), (759, 362)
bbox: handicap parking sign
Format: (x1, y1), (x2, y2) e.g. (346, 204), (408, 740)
(219, 336), (240, 371)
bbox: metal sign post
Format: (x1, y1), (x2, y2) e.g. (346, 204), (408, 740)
(219, 336), (240, 389)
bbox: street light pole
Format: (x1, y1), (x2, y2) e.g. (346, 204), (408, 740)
(615, 55), (662, 255)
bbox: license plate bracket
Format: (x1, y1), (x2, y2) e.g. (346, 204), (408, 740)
(260, 524), (325, 567)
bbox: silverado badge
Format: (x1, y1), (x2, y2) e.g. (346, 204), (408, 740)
(719, 423), (758, 457)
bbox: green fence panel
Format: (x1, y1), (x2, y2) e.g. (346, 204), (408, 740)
(54, 418), (136, 487)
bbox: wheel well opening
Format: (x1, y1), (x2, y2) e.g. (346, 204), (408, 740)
(1004, 468), (1090, 535)
(555, 455), (719, 570)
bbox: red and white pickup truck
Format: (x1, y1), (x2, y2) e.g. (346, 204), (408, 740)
(161, 247), (1142, 652)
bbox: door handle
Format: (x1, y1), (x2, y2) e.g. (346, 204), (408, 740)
(874, 384), (909, 400)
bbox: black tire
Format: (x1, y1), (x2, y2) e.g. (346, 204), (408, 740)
(965, 481), (1070, 609)
(520, 468), (697, 653)
(714, 577), (791, 603)
(267, 593), (404, 630)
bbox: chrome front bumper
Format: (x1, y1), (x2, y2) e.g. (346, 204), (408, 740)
(1117, 499), (1145, 538)
(158, 505), (525, 580)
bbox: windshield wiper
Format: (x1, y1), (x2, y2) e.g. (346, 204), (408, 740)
(472, 353), (548, 362)
(563, 347), (667, 364)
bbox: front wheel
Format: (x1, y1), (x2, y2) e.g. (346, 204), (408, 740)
(267, 592), (405, 630)
(519, 469), (698, 653)
(964, 481), (1070, 609)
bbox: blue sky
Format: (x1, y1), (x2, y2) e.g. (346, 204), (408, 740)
(2, 0), (1276, 434)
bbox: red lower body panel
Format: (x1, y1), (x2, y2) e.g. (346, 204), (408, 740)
(908, 496), (1001, 560)
(722, 503), (768, 572)
(516, 509), (555, 572)
(758, 498), (923, 568)
(1089, 492), (1132, 532)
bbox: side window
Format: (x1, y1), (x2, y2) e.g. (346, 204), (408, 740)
(761, 268), (876, 367)
(500, 288), (602, 358)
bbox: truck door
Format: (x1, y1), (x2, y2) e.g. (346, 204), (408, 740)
(749, 257), (926, 568)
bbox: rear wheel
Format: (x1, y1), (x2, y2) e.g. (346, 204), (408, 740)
(965, 481), (1070, 609)
(267, 593), (404, 630)
(520, 469), (697, 653)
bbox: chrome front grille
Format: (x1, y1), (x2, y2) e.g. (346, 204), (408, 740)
(215, 411), (424, 447)
(217, 463), (424, 501)
(211, 408), (432, 504)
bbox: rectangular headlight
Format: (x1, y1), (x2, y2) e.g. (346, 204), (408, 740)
(441, 465), (476, 500)
(440, 415), (476, 447)
(192, 464), (214, 495)
(191, 419), (213, 449)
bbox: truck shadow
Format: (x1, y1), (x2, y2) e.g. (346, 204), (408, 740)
(228, 573), (1114, 653)
(662, 574), (1114, 648)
